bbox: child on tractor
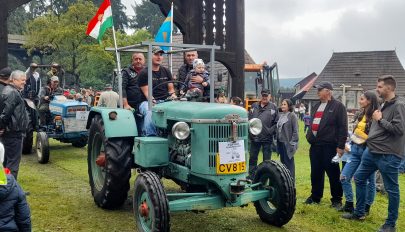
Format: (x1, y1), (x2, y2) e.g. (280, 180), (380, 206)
(181, 59), (210, 98)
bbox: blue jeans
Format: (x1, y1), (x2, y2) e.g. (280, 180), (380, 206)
(340, 144), (376, 205)
(399, 159), (405, 173)
(138, 101), (162, 136)
(354, 147), (402, 227)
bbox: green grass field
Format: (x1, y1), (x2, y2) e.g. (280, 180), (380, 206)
(18, 121), (405, 232)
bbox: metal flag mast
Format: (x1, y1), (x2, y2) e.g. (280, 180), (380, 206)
(168, 2), (174, 74)
(110, 13), (123, 109)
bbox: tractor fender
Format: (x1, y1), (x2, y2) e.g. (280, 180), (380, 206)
(86, 107), (137, 138)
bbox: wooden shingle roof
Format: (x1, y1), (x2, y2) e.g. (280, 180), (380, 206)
(303, 50), (405, 99)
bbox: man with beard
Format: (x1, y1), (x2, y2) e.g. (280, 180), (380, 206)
(342, 75), (405, 232)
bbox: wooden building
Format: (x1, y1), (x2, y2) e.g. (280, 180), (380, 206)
(302, 50), (405, 111)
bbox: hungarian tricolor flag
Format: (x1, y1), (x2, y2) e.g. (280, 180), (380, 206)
(86, 0), (113, 42)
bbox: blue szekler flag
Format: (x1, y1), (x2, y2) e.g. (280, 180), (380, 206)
(154, 9), (172, 51)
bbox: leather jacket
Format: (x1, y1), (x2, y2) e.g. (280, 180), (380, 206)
(0, 85), (28, 137)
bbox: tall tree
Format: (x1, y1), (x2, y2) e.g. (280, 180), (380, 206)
(27, 0), (48, 19)
(7, 6), (30, 34)
(24, 0), (98, 86)
(130, 0), (165, 36)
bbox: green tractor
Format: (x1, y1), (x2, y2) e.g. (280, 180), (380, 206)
(86, 42), (296, 231)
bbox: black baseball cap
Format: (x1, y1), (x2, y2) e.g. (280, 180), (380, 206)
(314, 81), (333, 90)
(0, 67), (12, 79)
(261, 89), (271, 95)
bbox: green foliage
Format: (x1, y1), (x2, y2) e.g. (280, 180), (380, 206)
(7, 6), (30, 34)
(23, 0), (151, 89)
(24, 0), (98, 87)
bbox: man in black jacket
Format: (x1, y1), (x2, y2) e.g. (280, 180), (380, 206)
(23, 63), (41, 106)
(248, 89), (278, 178)
(305, 81), (347, 208)
(0, 70), (29, 179)
(122, 52), (145, 110)
(342, 75), (405, 232)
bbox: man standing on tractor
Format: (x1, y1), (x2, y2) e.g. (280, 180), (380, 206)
(122, 52), (145, 110)
(248, 89), (278, 179)
(23, 63), (41, 106)
(138, 46), (176, 136)
(46, 63), (64, 85)
(38, 76), (63, 127)
(176, 50), (205, 94)
(0, 70), (28, 180)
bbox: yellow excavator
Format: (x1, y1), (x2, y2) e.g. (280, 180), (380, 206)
(244, 62), (280, 110)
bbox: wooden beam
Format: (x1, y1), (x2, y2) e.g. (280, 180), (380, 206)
(0, 0), (32, 68)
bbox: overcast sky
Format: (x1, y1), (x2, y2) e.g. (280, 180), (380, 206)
(121, 0), (405, 79)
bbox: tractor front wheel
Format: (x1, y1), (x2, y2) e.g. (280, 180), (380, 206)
(88, 115), (132, 209)
(133, 171), (170, 232)
(36, 131), (49, 164)
(253, 160), (296, 227)
(72, 137), (87, 148)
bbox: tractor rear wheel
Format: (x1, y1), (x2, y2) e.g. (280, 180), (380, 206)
(88, 115), (132, 209)
(133, 171), (170, 232)
(22, 109), (35, 154)
(253, 160), (296, 227)
(36, 131), (49, 164)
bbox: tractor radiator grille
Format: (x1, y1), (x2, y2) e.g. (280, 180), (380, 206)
(207, 123), (248, 167)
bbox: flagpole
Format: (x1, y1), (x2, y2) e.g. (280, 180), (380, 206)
(111, 24), (123, 109)
(169, 2), (174, 74)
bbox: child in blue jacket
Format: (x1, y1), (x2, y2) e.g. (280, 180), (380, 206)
(0, 143), (31, 232)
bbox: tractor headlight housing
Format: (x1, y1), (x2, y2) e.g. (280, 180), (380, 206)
(172, 122), (190, 140)
(249, 118), (262, 135)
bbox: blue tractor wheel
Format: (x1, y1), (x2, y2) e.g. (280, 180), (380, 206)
(36, 131), (49, 164)
(253, 160), (296, 227)
(133, 171), (170, 232)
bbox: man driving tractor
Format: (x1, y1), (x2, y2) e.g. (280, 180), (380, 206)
(38, 76), (63, 127)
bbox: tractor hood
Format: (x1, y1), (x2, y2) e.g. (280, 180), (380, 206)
(152, 102), (248, 127)
(49, 96), (89, 117)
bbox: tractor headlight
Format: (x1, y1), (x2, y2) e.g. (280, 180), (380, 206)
(249, 118), (262, 135)
(172, 122), (190, 140)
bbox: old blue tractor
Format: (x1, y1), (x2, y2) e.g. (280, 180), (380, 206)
(36, 95), (90, 164)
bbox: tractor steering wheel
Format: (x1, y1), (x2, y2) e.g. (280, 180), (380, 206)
(151, 80), (188, 101)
